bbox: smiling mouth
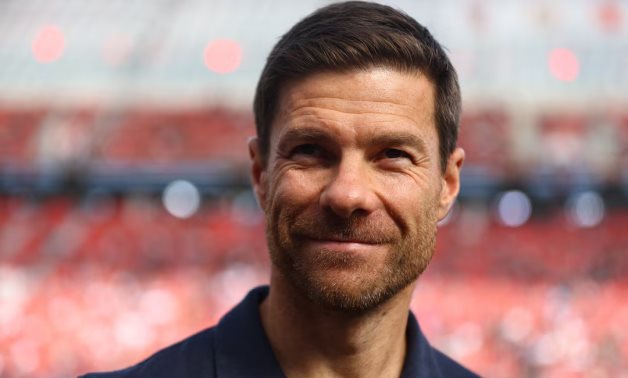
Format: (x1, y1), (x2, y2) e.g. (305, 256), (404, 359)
(303, 235), (380, 244)
(302, 237), (385, 253)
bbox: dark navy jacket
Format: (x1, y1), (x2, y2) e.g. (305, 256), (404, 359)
(81, 286), (479, 377)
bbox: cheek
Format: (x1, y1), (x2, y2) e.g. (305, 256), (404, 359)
(267, 170), (325, 247)
(268, 170), (324, 216)
(377, 175), (439, 230)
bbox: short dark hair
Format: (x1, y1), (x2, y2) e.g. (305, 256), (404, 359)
(253, 1), (460, 172)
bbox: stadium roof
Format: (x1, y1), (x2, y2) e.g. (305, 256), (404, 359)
(0, 0), (626, 108)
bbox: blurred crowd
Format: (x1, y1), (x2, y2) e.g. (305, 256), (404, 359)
(0, 107), (253, 168)
(0, 195), (626, 377)
(1, 1), (627, 376)
(1, 106), (627, 377)
(1, 106), (627, 182)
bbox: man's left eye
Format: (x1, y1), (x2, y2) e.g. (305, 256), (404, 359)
(383, 149), (412, 160)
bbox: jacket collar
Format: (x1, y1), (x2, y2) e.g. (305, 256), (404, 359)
(214, 286), (286, 377)
(214, 285), (441, 377)
(401, 311), (443, 377)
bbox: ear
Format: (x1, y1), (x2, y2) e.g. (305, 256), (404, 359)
(437, 147), (465, 220)
(248, 137), (268, 211)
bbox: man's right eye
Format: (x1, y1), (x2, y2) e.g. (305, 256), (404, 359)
(290, 144), (321, 157)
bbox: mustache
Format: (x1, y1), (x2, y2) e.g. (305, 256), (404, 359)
(289, 212), (398, 244)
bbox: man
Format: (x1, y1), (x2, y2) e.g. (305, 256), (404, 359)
(82, 1), (476, 377)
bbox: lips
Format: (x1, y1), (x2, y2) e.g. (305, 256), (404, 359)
(297, 235), (389, 256)
(303, 235), (381, 244)
(297, 230), (390, 245)
(302, 239), (385, 256)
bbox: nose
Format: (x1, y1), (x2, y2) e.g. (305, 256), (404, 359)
(319, 154), (378, 218)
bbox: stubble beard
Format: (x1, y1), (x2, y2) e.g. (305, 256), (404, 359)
(265, 204), (438, 313)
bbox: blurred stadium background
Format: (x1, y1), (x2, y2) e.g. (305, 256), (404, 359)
(0, 0), (627, 377)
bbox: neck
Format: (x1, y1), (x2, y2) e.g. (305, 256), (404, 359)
(260, 269), (415, 378)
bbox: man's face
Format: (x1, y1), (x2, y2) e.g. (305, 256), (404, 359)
(250, 67), (463, 313)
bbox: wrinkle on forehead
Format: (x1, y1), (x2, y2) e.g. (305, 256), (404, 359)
(284, 103), (431, 133)
(271, 67), (438, 152)
(277, 67), (434, 121)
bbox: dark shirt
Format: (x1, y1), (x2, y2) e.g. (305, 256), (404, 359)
(80, 286), (479, 377)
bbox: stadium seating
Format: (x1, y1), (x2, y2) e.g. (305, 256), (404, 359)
(0, 195), (626, 377)
(1, 106), (627, 376)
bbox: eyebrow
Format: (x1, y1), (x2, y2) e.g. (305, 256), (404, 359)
(276, 126), (335, 149)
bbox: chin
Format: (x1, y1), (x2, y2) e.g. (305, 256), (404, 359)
(282, 260), (422, 314)
(305, 277), (415, 313)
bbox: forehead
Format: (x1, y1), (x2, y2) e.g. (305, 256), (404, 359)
(272, 67), (437, 143)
